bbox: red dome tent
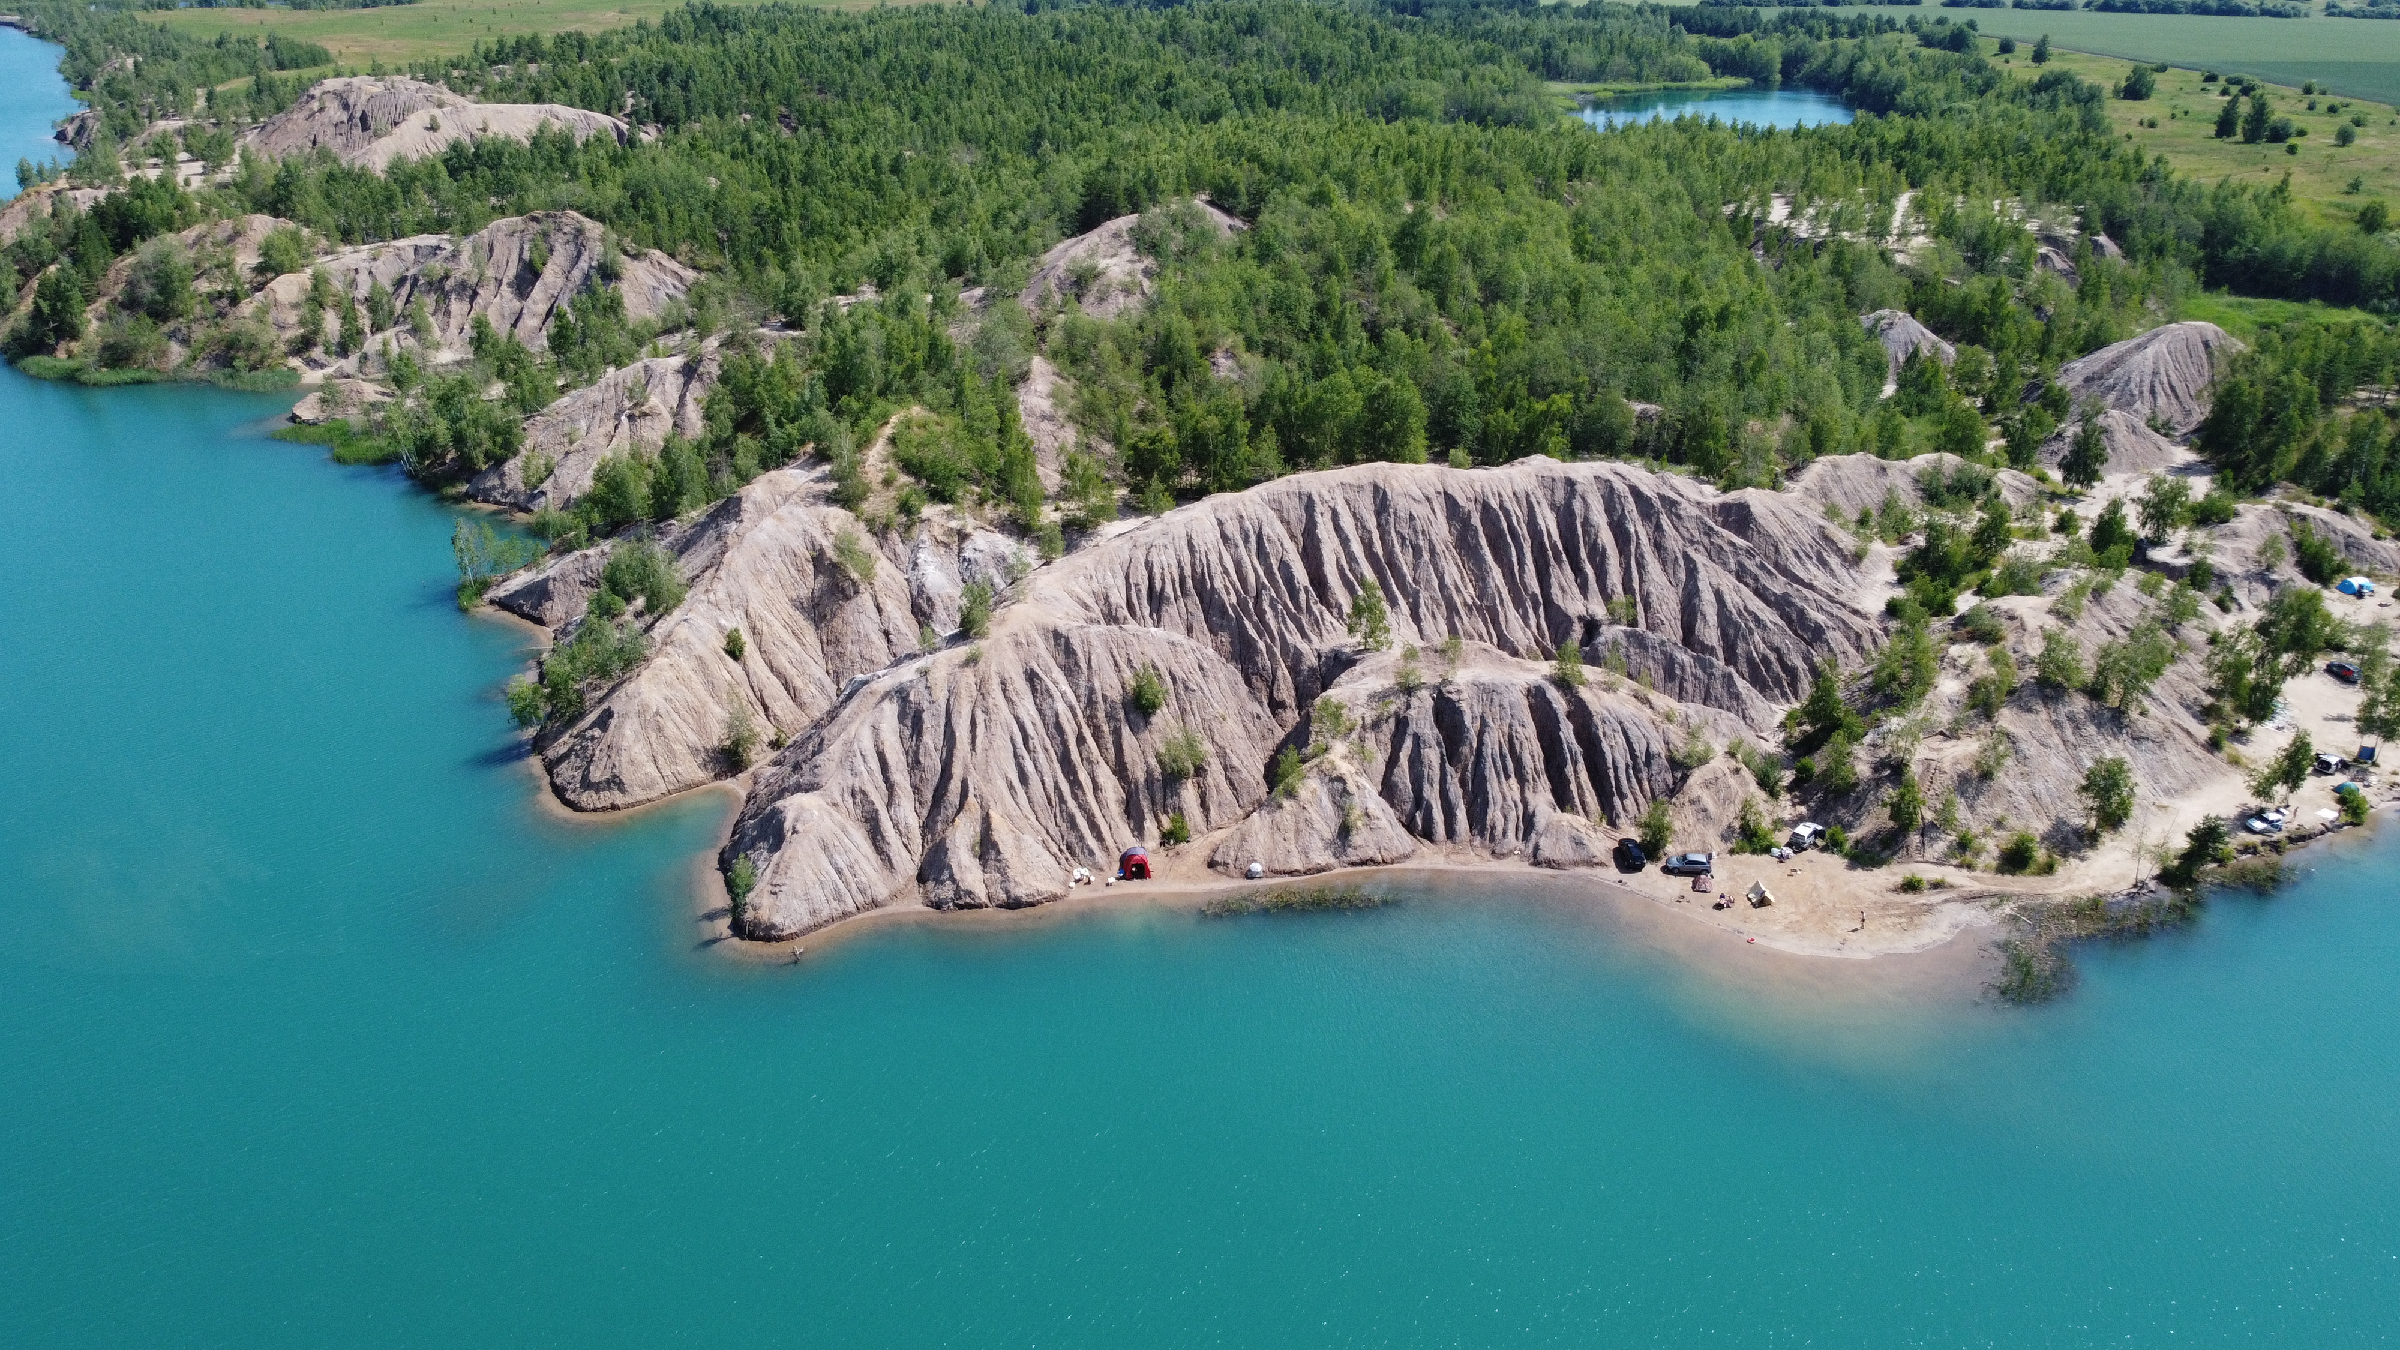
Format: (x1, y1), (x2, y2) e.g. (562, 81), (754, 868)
(1118, 847), (1150, 880)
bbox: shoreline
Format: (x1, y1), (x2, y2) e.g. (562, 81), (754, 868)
(663, 795), (2389, 996)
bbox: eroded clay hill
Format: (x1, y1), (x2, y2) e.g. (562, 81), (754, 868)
(242, 77), (627, 172)
(252, 211), (696, 365)
(717, 457), (1886, 939)
(2056, 320), (2240, 435)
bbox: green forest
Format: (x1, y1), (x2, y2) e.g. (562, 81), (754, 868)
(10, 0), (2400, 535)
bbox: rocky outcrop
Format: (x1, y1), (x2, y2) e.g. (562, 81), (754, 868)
(718, 457), (1883, 938)
(1021, 201), (1244, 319)
(1784, 452), (2043, 519)
(242, 76), (626, 171)
(2057, 321), (2241, 435)
(253, 211), (695, 365)
(2038, 408), (2192, 477)
(531, 470), (927, 810)
(470, 351), (718, 512)
(0, 184), (107, 247)
(1862, 309), (1955, 378)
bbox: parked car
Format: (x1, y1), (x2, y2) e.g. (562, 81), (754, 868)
(2314, 752), (2350, 776)
(2328, 660), (2363, 685)
(1787, 822), (1826, 852)
(1661, 851), (1716, 877)
(2244, 808), (2289, 835)
(1613, 838), (1647, 872)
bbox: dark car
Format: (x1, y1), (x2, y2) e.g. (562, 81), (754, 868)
(1661, 851), (1715, 877)
(2329, 661), (2363, 685)
(1613, 838), (1647, 872)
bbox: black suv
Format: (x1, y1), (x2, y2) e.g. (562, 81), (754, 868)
(1613, 838), (1647, 872)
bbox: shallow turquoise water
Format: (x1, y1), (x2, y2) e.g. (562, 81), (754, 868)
(3, 44), (2400, 1350)
(1580, 87), (1855, 132)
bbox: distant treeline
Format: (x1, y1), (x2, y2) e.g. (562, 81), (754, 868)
(15, 0), (2400, 521)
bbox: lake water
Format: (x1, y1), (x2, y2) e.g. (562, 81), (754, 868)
(1580, 87), (1855, 132)
(6, 36), (2400, 1350)
(0, 28), (79, 193)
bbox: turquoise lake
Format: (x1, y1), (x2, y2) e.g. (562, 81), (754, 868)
(1580, 87), (1855, 132)
(4, 30), (2400, 1347)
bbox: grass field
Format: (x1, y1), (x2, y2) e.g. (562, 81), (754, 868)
(144, 0), (891, 65)
(1999, 42), (2400, 223)
(1650, 1), (2400, 106)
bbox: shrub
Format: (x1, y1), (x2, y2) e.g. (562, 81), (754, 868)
(1157, 725), (1209, 779)
(1551, 641), (1586, 689)
(959, 579), (995, 638)
(2342, 788), (2371, 825)
(1395, 645), (1423, 693)
(1162, 811), (1191, 846)
(1671, 722), (1715, 771)
(1734, 798), (1776, 854)
(2289, 520), (2342, 586)
(1731, 739), (1785, 797)
(831, 527), (878, 582)
(1271, 745), (1305, 798)
(1967, 646), (2018, 719)
(724, 628), (746, 660)
(726, 856), (758, 922)
(721, 701), (762, 771)
(1128, 661), (1169, 715)
(1637, 797), (1673, 857)
(1348, 579), (1392, 651)
(600, 538), (686, 617)
(1996, 830), (2044, 874)
(1957, 604), (2006, 645)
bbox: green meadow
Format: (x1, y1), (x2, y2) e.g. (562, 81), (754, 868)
(1654, 2), (2400, 106)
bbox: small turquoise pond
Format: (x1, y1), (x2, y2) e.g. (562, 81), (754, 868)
(1581, 86), (1855, 131)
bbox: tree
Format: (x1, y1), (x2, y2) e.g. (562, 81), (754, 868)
(1637, 796), (1673, 857)
(2119, 64), (2154, 101)
(2243, 92), (2272, 145)
(2251, 730), (2314, 802)
(452, 517), (536, 609)
(2161, 816), (2232, 886)
(2088, 620), (2176, 713)
(2137, 475), (2191, 543)
(1889, 767), (1925, 839)
(2081, 756), (2136, 833)
(2031, 33), (2051, 64)
(2088, 497), (2137, 565)
(2214, 96), (2241, 140)
(21, 266), (86, 352)
(2037, 628), (2088, 692)
(2062, 413), (2108, 489)
(2361, 199), (2390, 235)
(1348, 579), (1391, 652)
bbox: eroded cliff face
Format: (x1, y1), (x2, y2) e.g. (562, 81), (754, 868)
(252, 211), (695, 365)
(241, 77), (627, 172)
(713, 457), (1884, 939)
(469, 350), (719, 513)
